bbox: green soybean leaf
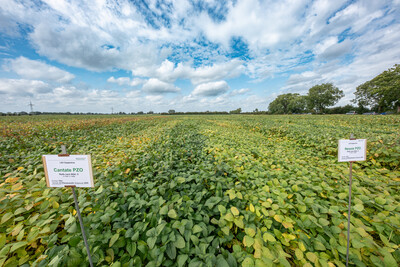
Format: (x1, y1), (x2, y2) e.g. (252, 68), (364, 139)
(109, 233), (119, 247)
(1, 212), (13, 224)
(192, 225), (203, 234)
(10, 241), (27, 253)
(177, 254), (188, 267)
(216, 255), (230, 267)
(174, 234), (185, 249)
(168, 209), (178, 219)
(242, 257), (255, 267)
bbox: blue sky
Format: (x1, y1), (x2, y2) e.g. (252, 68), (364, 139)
(1, 0), (400, 113)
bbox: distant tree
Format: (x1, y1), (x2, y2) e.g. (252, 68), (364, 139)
(353, 64), (400, 113)
(148, 111), (154, 114)
(168, 109), (176, 114)
(229, 108), (242, 114)
(137, 111), (144, 115)
(268, 93), (307, 114)
(307, 83), (344, 113)
(325, 104), (357, 114)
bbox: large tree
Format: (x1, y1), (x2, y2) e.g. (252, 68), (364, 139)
(353, 64), (400, 112)
(268, 93), (307, 114)
(307, 83), (344, 113)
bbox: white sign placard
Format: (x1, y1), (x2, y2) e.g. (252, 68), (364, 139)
(42, 155), (94, 187)
(338, 139), (367, 162)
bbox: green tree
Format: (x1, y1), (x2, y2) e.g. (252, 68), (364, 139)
(268, 93), (307, 114)
(307, 83), (344, 113)
(229, 108), (242, 114)
(353, 64), (400, 112)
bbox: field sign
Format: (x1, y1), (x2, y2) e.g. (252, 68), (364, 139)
(338, 139), (367, 162)
(42, 155), (94, 187)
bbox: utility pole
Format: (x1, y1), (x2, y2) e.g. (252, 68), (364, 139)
(111, 107), (114, 114)
(28, 101), (34, 112)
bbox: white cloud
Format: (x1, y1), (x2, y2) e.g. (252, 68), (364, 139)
(230, 88), (250, 96)
(4, 57), (75, 83)
(107, 76), (130, 86)
(0, 0), (399, 112)
(132, 59), (244, 84)
(126, 90), (141, 98)
(287, 71), (322, 86)
(192, 81), (229, 96)
(0, 79), (51, 96)
(141, 78), (180, 94)
(107, 76), (144, 86)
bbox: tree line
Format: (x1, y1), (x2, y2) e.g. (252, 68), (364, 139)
(268, 64), (400, 114)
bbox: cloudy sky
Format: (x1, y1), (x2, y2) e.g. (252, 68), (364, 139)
(1, 0), (400, 113)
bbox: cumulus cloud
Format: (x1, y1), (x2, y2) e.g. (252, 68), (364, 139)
(141, 78), (180, 94)
(230, 88), (250, 96)
(107, 76), (144, 86)
(1, 0), (400, 111)
(192, 81), (229, 96)
(132, 59), (244, 84)
(4, 57), (75, 83)
(0, 79), (51, 96)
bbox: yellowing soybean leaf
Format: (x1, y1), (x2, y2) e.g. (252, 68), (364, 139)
(243, 235), (255, 247)
(295, 248), (304, 260)
(356, 227), (369, 238)
(11, 223), (24, 236)
(306, 252), (317, 263)
(224, 213), (234, 222)
(231, 207), (239, 216)
(282, 221), (294, 229)
(274, 214), (283, 223)
(242, 257), (255, 267)
(249, 203), (255, 212)
(254, 248), (262, 259)
(168, 209), (178, 219)
(221, 226), (230, 236)
(234, 218), (244, 229)
(245, 227), (256, 237)
(299, 241), (306, 251)
(218, 205), (226, 214)
(263, 232), (276, 242)
(354, 204), (364, 212)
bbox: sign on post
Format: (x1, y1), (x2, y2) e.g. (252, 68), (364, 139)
(338, 139), (367, 162)
(338, 136), (367, 267)
(42, 155), (94, 187)
(42, 147), (94, 267)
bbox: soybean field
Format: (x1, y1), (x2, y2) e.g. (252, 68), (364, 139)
(0, 115), (399, 267)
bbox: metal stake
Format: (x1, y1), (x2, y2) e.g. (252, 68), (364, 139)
(71, 186), (93, 267)
(346, 134), (355, 267)
(61, 146), (93, 267)
(346, 161), (353, 266)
